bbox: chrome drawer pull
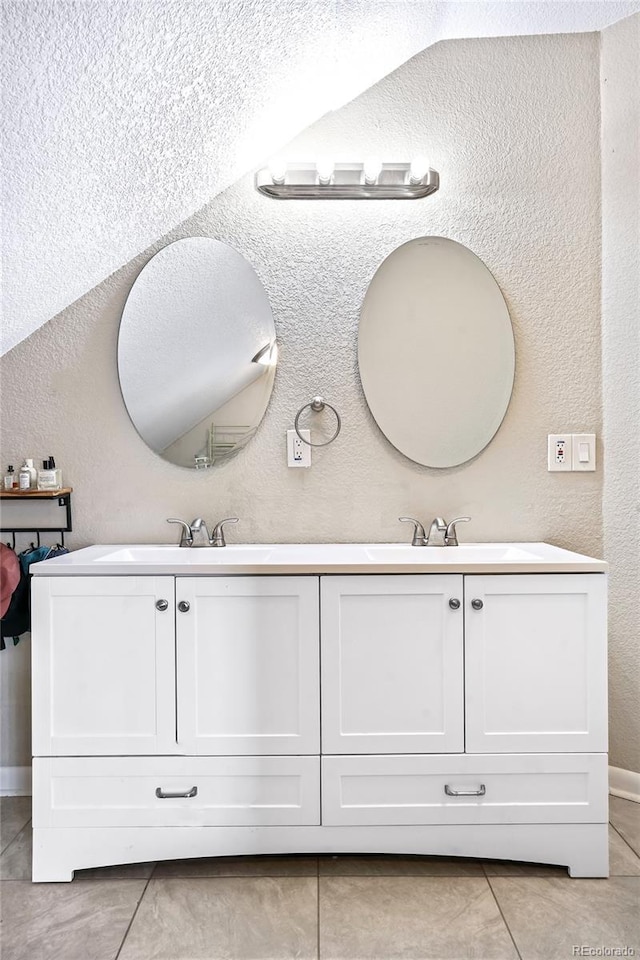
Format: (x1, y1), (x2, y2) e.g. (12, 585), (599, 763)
(444, 784), (486, 797)
(155, 786), (198, 799)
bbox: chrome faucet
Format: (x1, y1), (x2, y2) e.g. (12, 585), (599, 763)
(166, 516), (239, 547)
(427, 517), (448, 546)
(166, 518), (193, 547)
(443, 516), (471, 547)
(399, 516), (471, 546)
(399, 517), (428, 546)
(190, 518), (211, 546)
(209, 517), (239, 547)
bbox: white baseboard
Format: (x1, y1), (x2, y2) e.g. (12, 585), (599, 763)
(609, 765), (640, 803)
(0, 765), (32, 796)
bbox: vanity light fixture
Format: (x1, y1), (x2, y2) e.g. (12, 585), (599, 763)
(255, 159), (440, 200)
(251, 342), (278, 366)
(267, 157), (287, 185)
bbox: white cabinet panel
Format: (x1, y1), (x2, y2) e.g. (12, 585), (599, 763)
(464, 574), (608, 753)
(31, 577), (176, 756)
(321, 575), (464, 754)
(34, 756), (320, 827)
(322, 753), (608, 826)
(176, 577), (320, 755)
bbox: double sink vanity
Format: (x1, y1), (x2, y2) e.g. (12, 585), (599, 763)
(20, 219), (606, 881)
(30, 535), (609, 880)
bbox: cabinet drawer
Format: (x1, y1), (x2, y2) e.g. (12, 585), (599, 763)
(322, 754), (608, 826)
(34, 756), (320, 828)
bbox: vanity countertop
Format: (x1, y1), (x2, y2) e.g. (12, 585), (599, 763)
(31, 542), (607, 576)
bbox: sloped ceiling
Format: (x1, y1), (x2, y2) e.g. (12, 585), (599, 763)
(2, 0), (639, 355)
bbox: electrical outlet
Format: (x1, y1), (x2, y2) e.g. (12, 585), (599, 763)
(548, 435), (572, 471)
(287, 429), (311, 468)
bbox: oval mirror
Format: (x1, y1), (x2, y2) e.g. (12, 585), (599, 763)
(118, 237), (277, 468)
(358, 237), (515, 468)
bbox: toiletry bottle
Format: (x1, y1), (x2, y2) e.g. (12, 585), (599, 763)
(49, 456), (62, 489)
(37, 459), (61, 491)
(26, 458), (37, 488)
(3, 466), (18, 491)
(19, 460), (31, 491)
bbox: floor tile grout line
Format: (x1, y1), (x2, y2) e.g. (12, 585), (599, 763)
(610, 821), (640, 861)
(114, 874), (153, 960)
(485, 872), (524, 960)
(0, 817), (31, 858)
(0, 818), (31, 859)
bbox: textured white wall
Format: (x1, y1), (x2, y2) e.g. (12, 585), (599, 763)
(3, 0), (637, 355)
(0, 33), (603, 771)
(601, 14), (640, 775)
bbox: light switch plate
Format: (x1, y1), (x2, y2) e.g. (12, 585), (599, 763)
(571, 433), (596, 471)
(548, 435), (572, 471)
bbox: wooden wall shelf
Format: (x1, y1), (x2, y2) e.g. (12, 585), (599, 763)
(1, 487), (73, 500)
(1, 488), (73, 546)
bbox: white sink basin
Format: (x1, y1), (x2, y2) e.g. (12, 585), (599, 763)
(364, 544), (543, 563)
(101, 545), (275, 564)
(30, 541), (606, 575)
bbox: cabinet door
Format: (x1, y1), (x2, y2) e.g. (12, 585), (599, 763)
(31, 576), (177, 756)
(465, 574), (607, 753)
(176, 577), (319, 755)
(321, 575), (464, 754)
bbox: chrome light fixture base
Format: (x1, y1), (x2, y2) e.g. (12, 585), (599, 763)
(255, 162), (439, 200)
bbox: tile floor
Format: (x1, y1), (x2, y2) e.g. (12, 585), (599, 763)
(1, 796), (639, 960)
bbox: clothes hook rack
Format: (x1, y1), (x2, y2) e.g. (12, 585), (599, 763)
(0, 488), (73, 549)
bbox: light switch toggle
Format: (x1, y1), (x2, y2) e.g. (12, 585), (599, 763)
(571, 433), (596, 471)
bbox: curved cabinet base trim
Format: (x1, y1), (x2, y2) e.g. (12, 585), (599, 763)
(32, 821), (609, 882)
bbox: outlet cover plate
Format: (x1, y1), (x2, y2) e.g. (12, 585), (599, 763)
(548, 434), (572, 471)
(287, 429), (311, 467)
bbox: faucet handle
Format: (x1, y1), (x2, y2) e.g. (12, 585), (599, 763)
(444, 517), (471, 547)
(167, 518), (193, 547)
(399, 517), (427, 547)
(210, 517), (239, 548)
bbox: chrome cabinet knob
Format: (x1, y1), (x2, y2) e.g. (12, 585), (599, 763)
(155, 599), (169, 612)
(448, 598), (461, 610)
(471, 598), (484, 611)
(177, 601), (190, 613)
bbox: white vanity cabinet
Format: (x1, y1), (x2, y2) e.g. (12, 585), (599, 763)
(31, 558), (609, 881)
(32, 576), (177, 756)
(175, 576), (319, 756)
(464, 574), (608, 754)
(321, 575), (464, 754)
(32, 575), (319, 759)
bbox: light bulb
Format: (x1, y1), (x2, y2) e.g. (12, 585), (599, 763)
(316, 158), (334, 185)
(363, 156), (382, 185)
(409, 156), (429, 184)
(268, 157), (287, 185)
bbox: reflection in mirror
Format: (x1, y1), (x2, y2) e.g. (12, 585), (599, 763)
(118, 238), (276, 468)
(358, 237), (515, 468)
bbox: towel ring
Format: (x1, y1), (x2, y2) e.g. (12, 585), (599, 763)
(294, 396), (342, 447)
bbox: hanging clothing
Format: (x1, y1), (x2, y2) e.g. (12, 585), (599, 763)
(0, 544), (20, 618)
(1, 543), (69, 649)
